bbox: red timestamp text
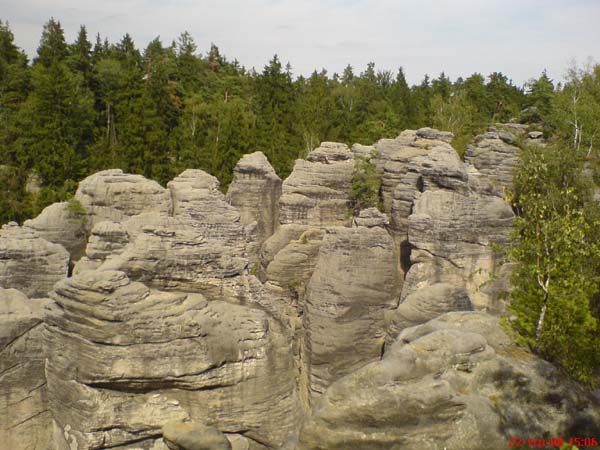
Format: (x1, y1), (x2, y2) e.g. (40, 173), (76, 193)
(508, 437), (599, 448)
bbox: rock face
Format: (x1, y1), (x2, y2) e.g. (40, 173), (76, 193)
(464, 127), (522, 197)
(46, 270), (298, 449)
(303, 226), (401, 400)
(2, 131), (598, 450)
(0, 288), (54, 450)
(298, 312), (600, 450)
(75, 169), (172, 232)
(227, 152), (282, 248)
(99, 215), (248, 301)
(0, 223), (69, 298)
(24, 201), (87, 260)
(168, 170), (248, 252)
(163, 421), (232, 450)
(279, 143), (354, 227)
(405, 189), (514, 313)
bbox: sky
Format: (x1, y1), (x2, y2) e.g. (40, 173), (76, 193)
(2, 0), (600, 86)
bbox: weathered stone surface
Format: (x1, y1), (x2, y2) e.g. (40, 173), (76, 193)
(416, 127), (454, 143)
(352, 207), (389, 228)
(303, 226), (400, 401)
(24, 201), (87, 260)
(99, 215), (248, 301)
(298, 312), (600, 450)
(163, 421), (232, 450)
(46, 270), (298, 449)
(0, 288), (54, 450)
(0, 223), (69, 298)
(386, 282), (472, 343)
(85, 220), (129, 261)
(227, 152), (282, 248)
(386, 135), (468, 237)
(464, 129), (522, 197)
(168, 170), (248, 252)
(259, 224), (310, 275)
(75, 169), (172, 232)
(406, 189), (514, 312)
(279, 143), (354, 227)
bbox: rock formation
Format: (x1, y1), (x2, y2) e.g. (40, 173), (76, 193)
(75, 169), (172, 232)
(464, 126), (524, 197)
(227, 152), (282, 248)
(297, 312), (600, 450)
(0, 223), (69, 298)
(1, 133), (597, 450)
(279, 143), (354, 227)
(0, 288), (54, 450)
(303, 226), (400, 401)
(24, 201), (87, 260)
(46, 270), (297, 449)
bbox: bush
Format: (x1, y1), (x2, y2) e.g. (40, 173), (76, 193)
(350, 154), (382, 214)
(508, 142), (600, 386)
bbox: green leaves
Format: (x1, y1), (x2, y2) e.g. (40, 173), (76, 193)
(509, 143), (600, 386)
(350, 154), (382, 213)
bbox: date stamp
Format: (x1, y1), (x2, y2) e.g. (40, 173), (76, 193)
(509, 437), (599, 448)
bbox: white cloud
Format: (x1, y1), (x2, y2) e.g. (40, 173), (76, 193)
(3, 0), (599, 85)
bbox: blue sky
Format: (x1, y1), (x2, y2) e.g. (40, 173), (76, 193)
(3, 0), (599, 85)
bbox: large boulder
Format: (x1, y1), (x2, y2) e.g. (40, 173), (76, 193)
(298, 312), (600, 450)
(0, 288), (54, 450)
(168, 169), (248, 252)
(75, 169), (172, 232)
(24, 201), (87, 260)
(99, 215), (248, 301)
(302, 226), (401, 402)
(162, 421), (232, 450)
(46, 270), (298, 449)
(0, 223), (69, 298)
(386, 282), (472, 343)
(279, 143), (354, 227)
(405, 189), (514, 313)
(227, 152), (282, 249)
(464, 128), (522, 197)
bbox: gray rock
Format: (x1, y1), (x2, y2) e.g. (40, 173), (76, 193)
(303, 226), (401, 401)
(169, 170), (247, 251)
(83, 220), (129, 261)
(0, 223), (69, 298)
(352, 207), (389, 228)
(528, 130), (544, 139)
(465, 129), (522, 197)
(298, 312), (600, 450)
(24, 201), (87, 260)
(0, 288), (54, 450)
(386, 282), (472, 343)
(99, 215), (248, 301)
(227, 152), (282, 250)
(75, 169), (172, 232)
(406, 189), (514, 312)
(163, 421), (232, 450)
(279, 143), (354, 227)
(416, 127), (455, 143)
(46, 270), (299, 449)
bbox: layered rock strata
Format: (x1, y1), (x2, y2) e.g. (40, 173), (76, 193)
(298, 312), (600, 450)
(46, 270), (298, 449)
(0, 288), (54, 450)
(227, 152), (282, 248)
(279, 143), (354, 227)
(24, 201), (87, 260)
(75, 169), (172, 232)
(0, 223), (69, 298)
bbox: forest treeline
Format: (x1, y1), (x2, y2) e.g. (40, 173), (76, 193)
(0, 17), (562, 223)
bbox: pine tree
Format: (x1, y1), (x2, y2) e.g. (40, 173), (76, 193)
(35, 18), (68, 68)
